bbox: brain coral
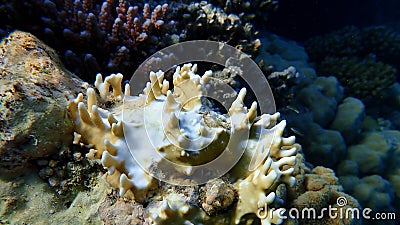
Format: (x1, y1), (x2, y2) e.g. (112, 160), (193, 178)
(68, 63), (299, 224)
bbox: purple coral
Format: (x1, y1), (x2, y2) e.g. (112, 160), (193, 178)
(39, 0), (173, 79)
(2, 0), (263, 81)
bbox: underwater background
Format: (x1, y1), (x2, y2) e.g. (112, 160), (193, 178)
(1, 0), (400, 224)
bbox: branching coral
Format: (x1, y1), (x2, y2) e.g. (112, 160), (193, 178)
(68, 63), (298, 224)
(2, 0), (261, 80)
(233, 117), (297, 225)
(38, 0), (174, 78)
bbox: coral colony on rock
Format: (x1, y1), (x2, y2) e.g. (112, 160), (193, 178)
(1, 0), (400, 225)
(69, 63), (299, 224)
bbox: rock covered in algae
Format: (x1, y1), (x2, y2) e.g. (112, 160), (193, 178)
(199, 178), (237, 216)
(98, 193), (145, 225)
(0, 31), (88, 169)
(0, 169), (108, 224)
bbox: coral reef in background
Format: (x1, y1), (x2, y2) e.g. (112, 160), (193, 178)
(305, 25), (400, 67)
(257, 32), (316, 78)
(259, 33), (400, 218)
(318, 56), (397, 102)
(338, 129), (400, 213)
(284, 72), (400, 216)
(284, 76), (347, 168)
(0, 31), (87, 169)
(0, 0), (262, 81)
(209, 0), (279, 24)
(285, 76), (400, 219)
(304, 25), (400, 102)
(255, 32), (317, 109)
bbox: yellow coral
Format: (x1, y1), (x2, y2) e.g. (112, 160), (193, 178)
(233, 117), (298, 225)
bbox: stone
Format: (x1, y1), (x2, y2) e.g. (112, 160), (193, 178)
(0, 31), (88, 169)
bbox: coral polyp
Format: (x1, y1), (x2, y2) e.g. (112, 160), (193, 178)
(68, 63), (298, 224)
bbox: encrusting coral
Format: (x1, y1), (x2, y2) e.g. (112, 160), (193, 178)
(68, 63), (299, 224)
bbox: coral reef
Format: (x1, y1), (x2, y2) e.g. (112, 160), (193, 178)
(339, 174), (395, 212)
(255, 33), (317, 108)
(262, 66), (300, 109)
(3, 21), (397, 225)
(256, 32), (316, 79)
(7, 0), (175, 78)
(171, 1), (261, 53)
(304, 25), (400, 102)
(317, 56), (397, 102)
(1, 0), (261, 80)
(286, 79), (400, 217)
(294, 76), (344, 127)
(305, 25), (400, 67)
(210, 0), (279, 23)
(266, 32), (398, 217)
(281, 76), (349, 168)
(337, 129), (400, 213)
(286, 77), (400, 213)
(286, 158), (362, 225)
(0, 31), (87, 169)
(68, 62), (299, 224)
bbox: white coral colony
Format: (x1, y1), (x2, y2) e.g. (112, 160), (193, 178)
(68, 63), (299, 224)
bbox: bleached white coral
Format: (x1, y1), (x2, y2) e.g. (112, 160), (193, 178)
(68, 63), (299, 224)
